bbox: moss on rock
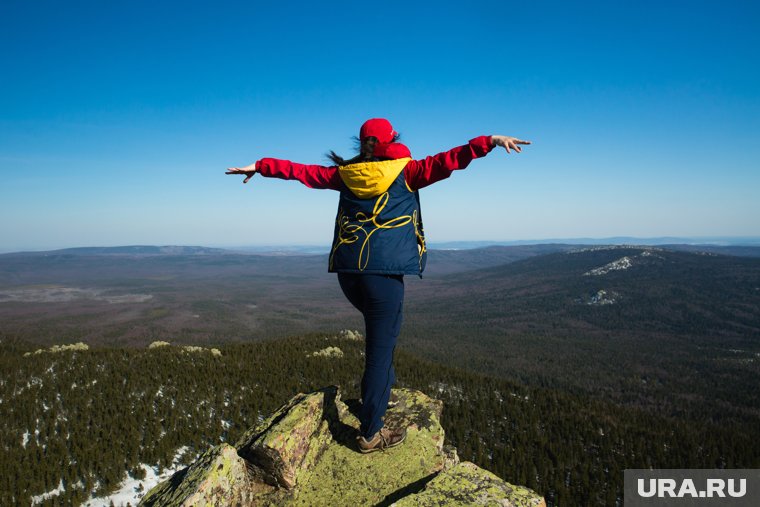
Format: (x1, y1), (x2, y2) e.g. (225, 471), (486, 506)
(291, 388), (447, 506)
(141, 386), (546, 507)
(236, 386), (335, 490)
(139, 443), (258, 506)
(393, 461), (546, 507)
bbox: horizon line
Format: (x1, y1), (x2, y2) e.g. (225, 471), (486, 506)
(2, 235), (760, 255)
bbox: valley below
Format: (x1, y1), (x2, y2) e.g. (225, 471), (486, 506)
(1, 243), (758, 506)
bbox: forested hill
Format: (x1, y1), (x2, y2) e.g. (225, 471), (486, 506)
(0, 244), (574, 286)
(411, 245), (760, 337)
(1, 334), (757, 506)
(398, 247), (760, 442)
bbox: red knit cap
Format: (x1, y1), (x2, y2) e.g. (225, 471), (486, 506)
(359, 118), (397, 144)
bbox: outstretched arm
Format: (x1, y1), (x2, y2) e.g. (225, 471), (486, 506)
(226, 158), (342, 190)
(404, 135), (531, 191)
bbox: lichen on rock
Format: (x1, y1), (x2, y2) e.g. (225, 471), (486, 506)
(140, 386), (546, 507)
(139, 443), (258, 506)
(338, 329), (363, 341)
(24, 342), (90, 356)
(295, 387), (448, 506)
(309, 346), (344, 358)
(236, 386), (335, 490)
(392, 461), (546, 507)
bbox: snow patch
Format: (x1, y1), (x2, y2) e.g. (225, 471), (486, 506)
(579, 289), (619, 306)
(584, 256), (633, 276)
(31, 479), (65, 505)
(83, 447), (192, 507)
(428, 381), (465, 400)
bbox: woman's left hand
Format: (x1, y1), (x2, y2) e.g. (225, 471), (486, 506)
(226, 163), (257, 184)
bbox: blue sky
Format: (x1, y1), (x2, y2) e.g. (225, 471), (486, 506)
(1, 0), (758, 251)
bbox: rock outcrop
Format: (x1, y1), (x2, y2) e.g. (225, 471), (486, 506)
(23, 342), (90, 356)
(140, 386), (545, 507)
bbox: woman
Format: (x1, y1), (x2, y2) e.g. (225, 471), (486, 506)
(227, 119), (530, 453)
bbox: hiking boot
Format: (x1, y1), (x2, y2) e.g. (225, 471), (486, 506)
(357, 426), (407, 454)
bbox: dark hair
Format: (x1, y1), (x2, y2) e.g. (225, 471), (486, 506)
(327, 133), (401, 166)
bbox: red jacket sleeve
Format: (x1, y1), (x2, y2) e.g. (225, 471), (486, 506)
(403, 136), (494, 191)
(256, 158), (342, 190)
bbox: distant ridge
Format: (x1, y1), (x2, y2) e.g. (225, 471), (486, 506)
(2, 245), (234, 257)
(429, 236), (760, 249)
(3, 239), (760, 258)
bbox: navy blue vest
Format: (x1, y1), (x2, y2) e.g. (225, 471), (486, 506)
(329, 170), (427, 276)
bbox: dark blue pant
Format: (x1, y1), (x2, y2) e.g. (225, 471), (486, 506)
(338, 273), (404, 438)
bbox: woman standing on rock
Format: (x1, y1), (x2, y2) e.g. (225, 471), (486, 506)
(227, 119), (530, 452)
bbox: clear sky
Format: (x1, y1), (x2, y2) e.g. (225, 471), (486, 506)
(1, 0), (758, 252)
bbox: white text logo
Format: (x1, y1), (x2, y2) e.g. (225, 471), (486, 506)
(637, 478), (747, 498)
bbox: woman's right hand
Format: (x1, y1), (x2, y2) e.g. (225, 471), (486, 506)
(226, 162), (257, 184)
(491, 135), (531, 154)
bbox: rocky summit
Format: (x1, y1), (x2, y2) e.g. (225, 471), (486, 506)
(140, 386), (546, 506)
